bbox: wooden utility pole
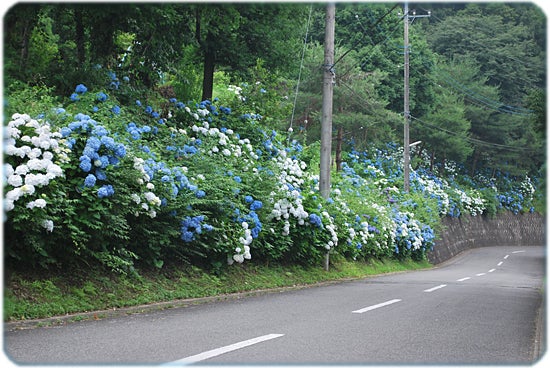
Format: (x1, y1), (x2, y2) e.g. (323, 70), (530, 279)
(320, 2), (335, 271)
(320, 2), (335, 200)
(402, 3), (430, 193)
(403, 2), (411, 193)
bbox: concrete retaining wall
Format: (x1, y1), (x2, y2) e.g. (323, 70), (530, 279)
(427, 212), (546, 264)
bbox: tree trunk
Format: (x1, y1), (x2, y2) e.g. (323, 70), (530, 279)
(414, 143), (425, 170)
(19, 17), (34, 71)
(202, 52), (215, 101)
(440, 153), (446, 177)
(74, 9), (85, 65)
(471, 148), (480, 175)
(335, 126), (343, 171)
(201, 32), (215, 102)
(194, 8), (214, 102)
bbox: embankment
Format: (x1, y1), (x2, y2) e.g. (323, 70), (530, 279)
(428, 212), (546, 264)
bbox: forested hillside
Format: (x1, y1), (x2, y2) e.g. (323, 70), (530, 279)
(3, 2), (546, 278)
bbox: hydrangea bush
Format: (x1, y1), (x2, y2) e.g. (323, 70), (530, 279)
(3, 74), (539, 273)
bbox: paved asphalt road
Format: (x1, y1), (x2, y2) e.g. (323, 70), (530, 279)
(3, 245), (545, 366)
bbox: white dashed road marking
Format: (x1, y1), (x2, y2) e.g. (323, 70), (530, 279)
(424, 284), (447, 293)
(352, 299), (402, 314)
(165, 334), (285, 365)
(164, 249), (528, 365)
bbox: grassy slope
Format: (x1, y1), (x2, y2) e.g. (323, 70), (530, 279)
(4, 257), (431, 323)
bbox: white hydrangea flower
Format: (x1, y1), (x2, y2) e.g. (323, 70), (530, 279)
(42, 219), (54, 232)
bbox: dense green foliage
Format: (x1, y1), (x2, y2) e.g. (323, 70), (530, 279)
(3, 3), (545, 277)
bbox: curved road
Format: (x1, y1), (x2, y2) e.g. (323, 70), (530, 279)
(4, 245), (545, 365)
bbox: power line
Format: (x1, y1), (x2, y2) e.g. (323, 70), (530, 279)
(437, 72), (533, 115)
(338, 7), (405, 79)
(333, 4), (399, 68)
(420, 60), (534, 115)
(410, 115), (539, 152)
(290, 4), (313, 131)
(419, 5), (543, 91)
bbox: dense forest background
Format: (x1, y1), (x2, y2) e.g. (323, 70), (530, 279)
(4, 2), (546, 177)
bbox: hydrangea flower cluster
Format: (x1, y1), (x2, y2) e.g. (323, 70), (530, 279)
(497, 187), (534, 214)
(393, 210), (431, 254)
(131, 157), (165, 218)
(346, 216), (377, 253)
(180, 215), (214, 243)
(268, 150), (310, 235)
(228, 221), (253, 264)
(5, 78), (539, 273)
(452, 187), (485, 216)
(228, 84), (245, 102)
(4, 114), (66, 218)
(321, 210), (339, 250)
(410, 170), (451, 216)
(70, 83), (88, 101)
(60, 113), (127, 198)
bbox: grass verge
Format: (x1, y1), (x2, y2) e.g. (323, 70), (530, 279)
(4, 257), (431, 323)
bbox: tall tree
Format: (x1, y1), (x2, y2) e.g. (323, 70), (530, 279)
(425, 3), (544, 105)
(412, 86), (472, 174)
(292, 42), (401, 149)
(3, 4), (49, 85)
(193, 3), (307, 101)
(423, 3), (545, 176)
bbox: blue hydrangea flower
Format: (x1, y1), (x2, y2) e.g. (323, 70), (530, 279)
(100, 136), (115, 149)
(95, 170), (107, 181)
(97, 156), (109, 168)
(114, 143), (126, 157)
(250, 200), (263, 211)
(60, 127), (72, 137)
(97, 185), (114, 198)
(65, 138), (76, 149)
(79, 156), (92, 172)
(84, 174), (97, 187)
(180, 215), (212, 242)
(181, 231), (194, 242)
(309, 213), (323, 228)
(75, 84), (88, 94)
